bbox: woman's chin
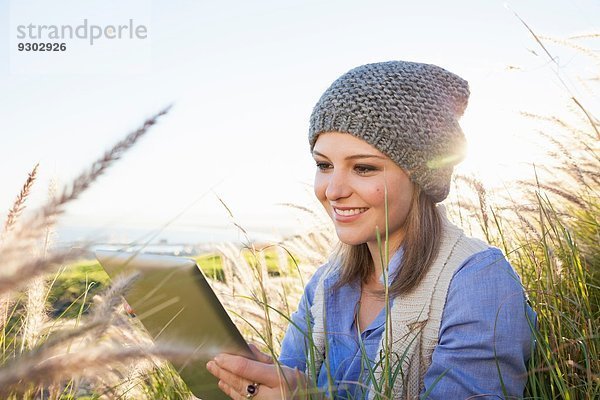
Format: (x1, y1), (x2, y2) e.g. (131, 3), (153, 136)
(335, 232), (367, 246)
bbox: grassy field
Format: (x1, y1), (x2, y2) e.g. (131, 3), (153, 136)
(0, 35), (598, 400)
(2, 184), (598, 399)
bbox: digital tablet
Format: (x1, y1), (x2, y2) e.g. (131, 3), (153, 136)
(95, 250), (254, 400)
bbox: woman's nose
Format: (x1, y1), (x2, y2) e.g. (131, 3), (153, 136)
(325, 170), (351, 200)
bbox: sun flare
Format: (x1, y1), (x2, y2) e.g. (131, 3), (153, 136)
(458, 109), (544, 190)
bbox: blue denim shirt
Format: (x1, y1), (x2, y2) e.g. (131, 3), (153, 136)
(279, 247), (536, 399)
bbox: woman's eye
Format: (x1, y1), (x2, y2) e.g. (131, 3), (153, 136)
(315, 162), (331, 171)
(355, 165), (377, 174)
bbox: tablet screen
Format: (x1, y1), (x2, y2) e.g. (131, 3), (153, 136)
(96, 250), (253, 399)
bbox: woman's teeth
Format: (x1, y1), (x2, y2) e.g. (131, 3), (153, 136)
(335, 208), (368, 216)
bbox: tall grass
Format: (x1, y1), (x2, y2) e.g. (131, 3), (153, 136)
(0, 107), (202, 398)
(0, 32), (598, 400)
(447, 31), (599, 399)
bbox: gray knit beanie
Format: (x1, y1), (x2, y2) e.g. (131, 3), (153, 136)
(308, 60), (469, 203)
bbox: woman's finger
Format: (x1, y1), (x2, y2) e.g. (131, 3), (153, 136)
(214, 354), (281, 388)
(209, 354), (308, 398)
(217, 380), (246, 400)
(209, 361), (286, 400)
(207, 360), (254, 395)
(248, 343), (274, 364)
(219, 378), (285, 400)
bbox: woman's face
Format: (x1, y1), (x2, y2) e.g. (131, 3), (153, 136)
(313, 132), (414, 248)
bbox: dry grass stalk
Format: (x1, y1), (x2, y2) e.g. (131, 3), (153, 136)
(571, 96), (600, 140)
(574, 166), (600, 186)
(1, 163), (39, 242)
(568, 33), (600, 40)
(276, 201), (333, 229)
(279, 229), (334, 269)
(276, 203), (320, 219)
(0, 107), (171, 300)
(538, 35), (600, 63)
(22, 284), (129, 356)
(0, 107), (175, 398)
(22, 275), (149, 366)
(22, 276), (48, 351)
(209, 236), (318, 350)
(0, 298), (9, 331)
(22, 180), (58, 351)
(0, 106), (172, 264)
(216, 243), (255, 289)
(517, 181), (587, 208)
(42, 106), (171, 221)
(89, 272), (140, 325)
(0, 163), (40, 328)
(0, 272), (188, 397)
(0, 247), (86, 296)
(520, 112), (595, 141)
(537, 130), (587, 186)
(454, 174), (492, 241)
(513, 11), (600, 140)
(32, 319), (106, 356)
(0, 344), (196, 397)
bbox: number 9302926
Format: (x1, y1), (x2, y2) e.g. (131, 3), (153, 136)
(18, 42), (66, 51)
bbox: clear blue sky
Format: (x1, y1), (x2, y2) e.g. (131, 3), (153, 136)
(0, 0), (598, 243)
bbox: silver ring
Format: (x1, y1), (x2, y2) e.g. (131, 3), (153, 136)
(245, 382), (259, 398)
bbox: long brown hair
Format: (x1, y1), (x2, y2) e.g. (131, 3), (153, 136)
(331, 182), (443, 297)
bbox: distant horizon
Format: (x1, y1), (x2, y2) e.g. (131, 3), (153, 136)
(54, 221), (305, 246)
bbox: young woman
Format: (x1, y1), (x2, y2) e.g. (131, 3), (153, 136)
(207, 61), (536, 399)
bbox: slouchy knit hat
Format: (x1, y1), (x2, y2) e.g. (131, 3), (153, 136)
(308, 60), (469, 203)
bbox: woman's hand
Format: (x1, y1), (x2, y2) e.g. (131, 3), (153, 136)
(206, 343), (312, 399)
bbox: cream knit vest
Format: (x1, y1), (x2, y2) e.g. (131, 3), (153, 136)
(308, 207), (489, 399)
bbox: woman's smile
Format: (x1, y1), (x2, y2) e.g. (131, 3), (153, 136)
(333, 206), (369, 216)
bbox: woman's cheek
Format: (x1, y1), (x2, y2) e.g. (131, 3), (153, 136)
(313, 175), (328, 202)
(369, 186), (386, 205)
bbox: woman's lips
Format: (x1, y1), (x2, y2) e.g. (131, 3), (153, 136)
(333, 207), (368, 222)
